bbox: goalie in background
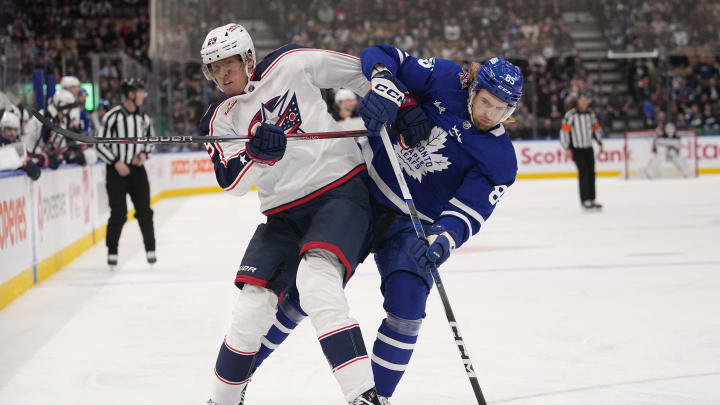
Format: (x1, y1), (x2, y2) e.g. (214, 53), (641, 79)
(645, 122), (691, 178)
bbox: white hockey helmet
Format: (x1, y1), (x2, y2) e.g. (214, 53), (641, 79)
(60, 76), (80, 88)
(200, 23), (255, 83)
(52, 88), (76, 109)
(0, 111), (20, 131)
(334, 89), (357, 105)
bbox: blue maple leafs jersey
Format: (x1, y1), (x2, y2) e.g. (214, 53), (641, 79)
(360, 44), (518, 248)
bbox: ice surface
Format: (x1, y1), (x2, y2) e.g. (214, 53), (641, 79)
(1, 177), (719, 404)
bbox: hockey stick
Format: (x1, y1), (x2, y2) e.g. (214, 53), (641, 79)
(26, 106), (367, 145)
(378, 126), (488, 405)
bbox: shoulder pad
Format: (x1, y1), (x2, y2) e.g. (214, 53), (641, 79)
(199, 96), (228, 136)
(250, 43), (310, 81)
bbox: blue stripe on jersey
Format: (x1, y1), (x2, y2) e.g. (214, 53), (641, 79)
(250, 43), (310, 81)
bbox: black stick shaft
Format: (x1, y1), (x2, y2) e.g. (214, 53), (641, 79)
(26, 106), (367, 145)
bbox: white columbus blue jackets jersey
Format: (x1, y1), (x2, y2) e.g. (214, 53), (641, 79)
(359, 44), (518, 248)
(200, 45), (369, 215)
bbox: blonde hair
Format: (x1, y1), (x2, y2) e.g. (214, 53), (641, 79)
(467, 62), (517, 124)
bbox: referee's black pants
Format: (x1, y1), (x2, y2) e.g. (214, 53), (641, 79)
(106, 164), (155, 254)
(570, 147), (596, 203)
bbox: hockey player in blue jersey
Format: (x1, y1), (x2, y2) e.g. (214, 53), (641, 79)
(249, 44), (522, 403)
(355, 44), (522, 401)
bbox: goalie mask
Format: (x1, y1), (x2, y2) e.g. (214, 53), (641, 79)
(200, 23), (255, 89)
(468, 57), (523, 125)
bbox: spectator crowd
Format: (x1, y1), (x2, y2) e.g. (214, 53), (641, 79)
(1, 0), (719, 178)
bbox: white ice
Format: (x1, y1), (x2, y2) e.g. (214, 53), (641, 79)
(1, 177), (720, 405)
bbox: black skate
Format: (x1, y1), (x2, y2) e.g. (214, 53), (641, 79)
(146, 250), (157, 264)
(581, 200), (601, 212)
(349, 387), (382, 405)
(108, 253), (118, 271)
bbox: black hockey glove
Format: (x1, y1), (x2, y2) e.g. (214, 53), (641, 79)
(22, 161), (41, 181)
(392, 95), (431, 148)
(358, 70), (407, 137)
(48, 154), (62, 170)
(247, 122), (287, 165)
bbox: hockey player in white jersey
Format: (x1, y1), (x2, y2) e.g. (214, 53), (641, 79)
(645, 122), (691, 178)
(198, 24), (382, 405)
(0, 111), (42, 180)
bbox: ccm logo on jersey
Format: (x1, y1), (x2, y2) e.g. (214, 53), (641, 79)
(238, 265), (257, 273)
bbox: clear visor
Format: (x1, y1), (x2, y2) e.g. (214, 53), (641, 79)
(474, 95), (515, 123)
(202, 56), (249, 83)
(201, 64), (214, 81)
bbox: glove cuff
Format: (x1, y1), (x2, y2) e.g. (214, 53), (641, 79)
(246, 147), (281, 166)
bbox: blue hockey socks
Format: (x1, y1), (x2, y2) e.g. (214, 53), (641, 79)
(254, 287), (307, 370)
(371, 271), (429, 397)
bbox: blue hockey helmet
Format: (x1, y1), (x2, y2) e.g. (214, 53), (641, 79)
(468, 57), (523, 125)
(472, 57), (523, 105)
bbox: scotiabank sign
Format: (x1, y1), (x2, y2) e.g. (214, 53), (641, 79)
(514, 136), (720, 174)
(0, 196), (28, 249)
(696, 141), (720, 161)
(519, 146), (629, 166)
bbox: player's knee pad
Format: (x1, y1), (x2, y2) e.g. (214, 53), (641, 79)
(226, 284), (278, 350)
(383, 271), (429, 321)
(296, 248), (351, 334)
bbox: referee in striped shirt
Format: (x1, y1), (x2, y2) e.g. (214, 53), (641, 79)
(97, 78), (157, 269)
(560, 88), (603, 211)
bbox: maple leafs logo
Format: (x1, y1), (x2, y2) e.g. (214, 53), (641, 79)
(393, 126), (451, 183)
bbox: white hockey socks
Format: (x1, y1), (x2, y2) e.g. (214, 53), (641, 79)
(208, 284), (278, 405)
(296, 248), (374, 402)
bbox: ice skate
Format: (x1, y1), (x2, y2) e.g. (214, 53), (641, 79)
(108, 253), (118, 271)
(590, 200), (603, 211)
(146, 250), (157, 264)
(349, 387), (382, 405)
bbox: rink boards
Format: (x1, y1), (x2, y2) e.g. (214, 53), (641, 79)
(2, 136), (720, 310)
(0, 152), (222, 310)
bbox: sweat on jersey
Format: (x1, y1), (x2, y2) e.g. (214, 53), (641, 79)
(359, 44), (518, 248)
(199, 44), (369, 215)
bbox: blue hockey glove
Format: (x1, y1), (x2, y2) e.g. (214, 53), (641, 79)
(358, 71), (407, 137)
(393, 100), (431, 148)
(425, 225), (455, 267)
(409, 237), (431, 270)
(247, 122), (287, 165)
